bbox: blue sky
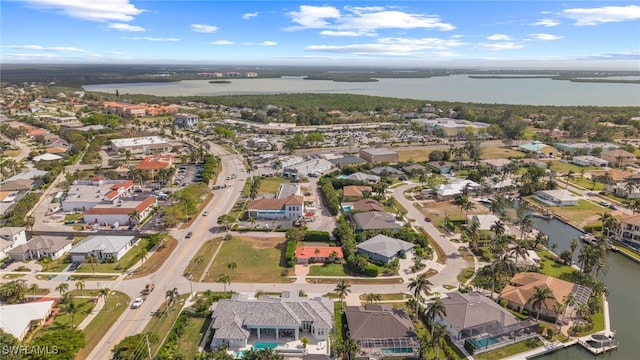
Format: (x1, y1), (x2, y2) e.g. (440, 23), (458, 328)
(2, 1), (639, 69)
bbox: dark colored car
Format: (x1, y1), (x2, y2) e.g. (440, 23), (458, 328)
(424, 217), (432, 222)
(186, 231), (193, 238)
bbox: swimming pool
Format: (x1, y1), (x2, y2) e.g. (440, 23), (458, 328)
(381, 347), (414, 354)
(469, 336), (500, 348)
(253, 342), (278, 350)
(342, 205), (353, 211)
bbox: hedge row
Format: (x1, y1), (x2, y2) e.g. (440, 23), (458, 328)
(304, 230), (331, 242)
(285, 240), (296, 267)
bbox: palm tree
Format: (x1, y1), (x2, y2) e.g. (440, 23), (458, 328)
(25, 215), (35, 232)
(426, 298), (447, 337)
(408, 274), (432, 317)
(56, 282), (69, 296)
(217, 214), (233, 232)
(466, 221), (481, 251)
(519, 214), (535, 241)
(550, 243), (559, 255)
(98, 288), (110, 310)
(217, 274), (231, 293)
(460, 199), (476, 218)
(364, 293), (381, 304)
(569, 238), (579, 260)
(552, 301), (565, 329)
(248, 217), (256, 229)
(75, 280), (86, 296)
(511, 239), (529, 268)
(334, 279), (351, 304)
(432, 324), (448, 360)
(65, 300), (80, 328)
(29, 283), (39, 297)
(165, 287), (179, 309)
(489, 254), (516, 299)
(87, 255), (98, 275)
(490, 220), (507, 239)
(527, 286), (554, 321)
(138, 247), (148, 270)
(128, 209), (140, 227)
(227, 261), (237, 277)
(343, 336), (359, 360)
(254, 289), (264, 299)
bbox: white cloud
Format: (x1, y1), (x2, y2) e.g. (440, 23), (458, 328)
(487, 34), (511, 41)
(209, 40), (233, 45)
(306, 36), (467, 56)
(242, 12), (258, 20)
(562, 5), (640, 26)
(108, 23), (145, 32)
(191, 24), (218, 33)
(528, 33), (563, 41)
(287, 5), (341, 29)
(19, 0), (144, 22)
(319, 30), (373, 37)
(476, 42), (524, 51)
(258, 41), (277, 46)
(5, 53), (59, 58)
(531, 18), (560, 27)
(6, 44), (86, 52)
(124, 37), (180, 42)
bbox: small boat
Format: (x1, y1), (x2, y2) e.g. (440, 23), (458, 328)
(533, 211), (553, 220)
(580, 233), (598, 245)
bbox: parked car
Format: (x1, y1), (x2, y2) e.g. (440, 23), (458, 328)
(203, 211), (209, 216)
(424, 217), (432, 222)
(1, 259), (15, 269)
(131, 297), (144, 309)
(186, 231), (193, 238)
(609, 204), (618, 210)
(68, 262), (80, 271)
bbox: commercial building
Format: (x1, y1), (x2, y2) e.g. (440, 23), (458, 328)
(359, 148), (399, 164)
(571, 155), (609, 167)
(554, 142), (620, 154)
(413, 118), (490, 137)
(62, 180), (134, 212)
(110, 136), (172, 155)
(82, 196), (156, 227)
(246, 195), (304, 220)
(174, 113), (199, 128)
(282, 159), (333, 180)
(136, 154), (174, 179)
(103, 101), (146, 117)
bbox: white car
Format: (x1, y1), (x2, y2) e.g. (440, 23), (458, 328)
(131, 297), (144, 309)
(203, 211), (209, 216)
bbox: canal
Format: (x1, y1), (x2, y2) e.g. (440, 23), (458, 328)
(515, 203), (640, 359)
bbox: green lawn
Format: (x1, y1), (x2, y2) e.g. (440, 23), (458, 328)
(142, 294), (190, 357)
(258, 176), (290, 195)
(574, 296), (605, 337)
(203, 236), (292, 283)
(474, 338), (544, 360)
(307, 263), (350, 276)
(543, 160), (599, 174)
(184, 239), (222, 280)
(39, 255), (72, 272)
(457, 267), (475, 284)
(175, 316), (210, 359)
(47, 298), (95, 330)
(568, 177), (605, 190)
(546, 199), (603, 223)
(75, 238), (150, 273)
(613, 243), (640, 262)
(535, 250), (575, 278)
(479, 147), (525, 160)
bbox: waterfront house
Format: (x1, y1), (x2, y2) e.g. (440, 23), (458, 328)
(613, 214), (640, 249)
(533, 190), (579, 207)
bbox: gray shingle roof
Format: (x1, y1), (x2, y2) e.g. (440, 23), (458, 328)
(345, 305), (416, 340)
(357, 234), (414, 257)
(350, 212), (401, 231)
(439, 292), (521, 332)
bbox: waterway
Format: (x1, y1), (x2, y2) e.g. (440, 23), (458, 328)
(82, 75), (640, 106)
(513, 202), (640, 360)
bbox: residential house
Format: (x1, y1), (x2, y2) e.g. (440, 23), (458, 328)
(8, 236), (73, 261)
(104, 102), (146, 117)
(427, 161), (454, 175)
(571, 155), (609, 167)
(69, 235), (139, 262)
(345, 172), (380, 184)
(174, 113), (199, 128)
(342, 185), (373, 201)
(356, 234), (414, 264)
(520, 158), (548, 169)
(329, 155), (367, 168)
(500, 272), (591, 320)
(349, 212), (401, 233)
(0, 300), (56, 341)
(554, 142), (619, 155)
(359, 148), (399, 164)
(436, 179), (482, 201)
(83, 196), (156, 226)
(482, 158), (512, 171)
(608, 182), (640, 199)
(437, 292), (538, 355)
(351, 198), (385, 212)
(402, 163), (428, 175)
(344, 304), (418, 357)
(295, 246), (343, 264)
(467, 214), (512, 238)
(0, 227), (28, 259)
(601, 149), (636, 167)
(33, 153), (63, 162)
(613, 214), (640, 249)
(533, 190), (579, 206)
(210, 293), (333, 348)
(370, 166), (404, 177)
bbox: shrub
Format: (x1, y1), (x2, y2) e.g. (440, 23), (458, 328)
(304, 230), (331, 242)
(285, 240), (297, 267)
(363, 264), (379, 277)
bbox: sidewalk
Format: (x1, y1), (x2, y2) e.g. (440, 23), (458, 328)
(77, 296), (105, 330)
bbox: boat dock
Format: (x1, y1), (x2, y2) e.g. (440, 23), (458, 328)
(577, 331), (618, 355)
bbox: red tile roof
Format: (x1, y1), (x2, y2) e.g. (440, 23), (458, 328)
(295, 246), (343, 259)
(136, 155), (173, 170)
(343, 185), (373, 198)
(84, 197), (156, 215)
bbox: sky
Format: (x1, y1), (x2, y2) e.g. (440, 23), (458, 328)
(2, 0), (640, 69)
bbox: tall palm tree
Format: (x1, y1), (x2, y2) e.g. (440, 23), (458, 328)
(75, 280), (86, 296)
(165, 287), (179, 309)
(527, 286), (554, 321)
(552, 301), (565, 328)
(489, 254), (516, 299)
(432, 324), (448, 360)
(569, 238), (579, 260)
(217, 274), (231, 293)
(139, 247), (148, 270)
(408, 274), (432, 317)
(364, 293), (381, 304)
(461, 199), (476, 218)
(29, 283), (39, 297)
(426, 298), (447, 337)
(56, 282), (69, 296)
(87, 255), (98, 275)
(98, 288), (110, 310)
(466, 221), (481, 251)
(227, 261), (237, 277)
(334, 279), (351, 304)
(490, 220), (507, 239)
(519, 214), (535, 241)
(342, 337), (359, 360)
(65, 300), (80, 328)
(511, 239), (529, 268)
(128, 209), (140, 226)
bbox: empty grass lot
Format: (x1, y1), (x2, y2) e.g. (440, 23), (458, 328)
(204, 236), (293, 283)
(258, 176), (290, 194)
(175, 316), (211, 359)
(543, 160), (599, 174)
(307, 263), (350, 276)
(183, 238), (222, 280)
(479, 147), (525, 159)
(142, 294), (190, 357)
(129, 236), (178, 278)
(75, 291), (129, 359)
